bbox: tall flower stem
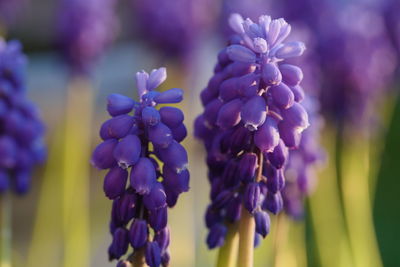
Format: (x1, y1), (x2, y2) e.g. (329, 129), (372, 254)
(217, 223), (239, 267)
(62, 77), (92, 267)
(237, 152), (263, 267)
(0, 192), (11, 267)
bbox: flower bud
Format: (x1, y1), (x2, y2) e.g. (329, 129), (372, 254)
(154, 227), (170, 252)
(262, 63), (282, 86)
(275, 41), (305, 59)
(107, 94), (135, 116)
(264, 191), (283, 214)
(14, 170), (30, 194)
(269, 83), (295, 109)
(143, 183), (167, 211)
(142, 106), (160, 126)
(129, 219), (148, 249)
(281, 102), (309, 130)
(238, 153), (258, 183)
(206, 223), (227, 249)
(162, 165), (189, 194)
(130, 157), (156, 195)
(0, 136), (17, 168)
(149, 206), (167, 231)
(154, 88), (183, 104)
(110, 227), (129, 258)
(216, 99), (242, 129)
(145, 241), (161, 267)
(157, 141), (188, 173)
(104, 115), (135, 139)
(205, 205), (222, 228)
(114, 192), (137, 224)
(241, 96), (267, 131)
(244, 182), (261, 213)
(227, 44), (256, 63)
(171, 123), (187, 143)
(267, 140), (288, 169)
(148, 123), (173, 148)
(91, 139), (118, 169)
(254, 117), (280, 153)
(254, 210), (271, 237)
(147, 67), (167, 91)
(226, 196), (242, 222)
(104, 167), (128, 199)
(280, 64), (303, 86)
(113, 135), (141, 168)
(159, 106), (184, 128)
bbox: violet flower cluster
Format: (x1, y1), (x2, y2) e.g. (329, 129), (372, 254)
(132, 0), (217, 58)
(0, 39), (46, 194)
(195, 13), (309, 248)
(91, 67), (189, 267)
(57, 0), (118, 74)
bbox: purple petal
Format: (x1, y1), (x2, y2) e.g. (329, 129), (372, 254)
(244, 182), (261, 213)
(269, 83), (295, 109)
(216, 99), (242, 129)
(241, 95), (267, 131)
(148, 123), (173, 148)
(207, 223), (227, 249)
(171, 124), (187, 143)
(254, 211), (271, 237)
(107, 94), (135, 116)
(157, 140), (188, 173)
(262, 63), (282, 86)
(153, 88), (183, 104)
(149, 206), (167, 232)
(136, 71), (149, 97)
(143, 182), (167, 211)
(145, 241), (162, 267)
(159, 106), (184, 128)
(91, 139), (118, 169)
(279, 64), (303, 86)
(275, 41), (306, 59)
(147, 67), (167, 91)
(142, 106), (160, 127)
(129, 219), (148, 249)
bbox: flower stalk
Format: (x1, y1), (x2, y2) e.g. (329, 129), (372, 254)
(216, 223), (239, 267)
(0, 192), (11, 267)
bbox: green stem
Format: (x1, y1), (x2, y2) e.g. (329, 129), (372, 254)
(0, 192), (11, 267)
(237, 151), (263, 267)
(217, 223), (239, 267)
(131, 249), (146, 267)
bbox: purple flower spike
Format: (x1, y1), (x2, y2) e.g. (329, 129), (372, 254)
(207, 223), (227, 249)
(107, 94), (135, 116)
(254, 211), (270, 237)
(113, 135), (141, 169)
(195, 13), (311, 249)
(145, 241), (161, 267)
(93, 67), (189, 264)
(130, 157), (156, 195)
(241, 95), (267, 131)
(129, 219), (148, 249)
(103, 167), (128, 199)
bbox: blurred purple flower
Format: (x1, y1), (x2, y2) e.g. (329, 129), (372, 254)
(0, 0), (25, 26)
(57, 0), (118, 74)
(92, 67), (189, 266)
(132, 0), (218, 59)
(0, 39), (46, 194)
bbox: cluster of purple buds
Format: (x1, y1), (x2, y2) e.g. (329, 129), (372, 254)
(57, 0), (118, 74)
(0, 39), (46, 194)
(91, 67), (189, 267)
(195, 13), (309, 248)
(282, 97), (324, 219)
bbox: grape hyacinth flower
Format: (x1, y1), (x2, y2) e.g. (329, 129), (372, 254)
(0, 39), (46, 194)
(132, 0), (217, 59)
(57, 0), (118, 74)
(195, 13), (309, 263)
(92, 67), (189, 267)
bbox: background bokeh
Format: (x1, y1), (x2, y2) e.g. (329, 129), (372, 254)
(1, 0), (399, 266)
